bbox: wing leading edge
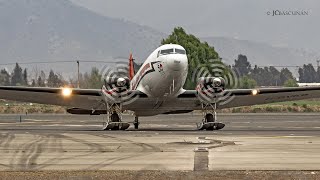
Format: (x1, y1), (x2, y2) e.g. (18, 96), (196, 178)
(0, 86), (103, 109)
(1, 86), (320, 114)
(178, 86), (320, 109)
(0, 86), (149, 111)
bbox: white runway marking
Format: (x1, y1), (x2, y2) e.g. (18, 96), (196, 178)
(41, 124), (101, 127)
(24, 119), (51, 122)
(274, 136), (313, 138)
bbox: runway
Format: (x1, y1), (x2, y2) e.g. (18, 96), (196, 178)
(0, 113), (320, 176)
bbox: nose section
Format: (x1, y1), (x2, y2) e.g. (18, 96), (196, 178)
(166, 54), (188, 71)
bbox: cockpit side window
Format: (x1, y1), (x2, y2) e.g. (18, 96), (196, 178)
(175, 49), (186, 54)
(160, 49), (174, 55)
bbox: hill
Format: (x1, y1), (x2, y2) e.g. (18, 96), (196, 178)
(203, 37), (319, 66)
(0, 0), (165, 65)
(0, 0), (317, 77)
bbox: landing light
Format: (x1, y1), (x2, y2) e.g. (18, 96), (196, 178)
(251, 89), (259, 96)
(62, 87), (72, 97)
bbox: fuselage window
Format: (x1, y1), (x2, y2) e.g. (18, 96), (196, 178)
(160, 49), (174, 55)
(175, 49), (186, 54)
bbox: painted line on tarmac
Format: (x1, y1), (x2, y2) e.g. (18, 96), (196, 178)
(41, 124), (101, 127)
(24, 119), (52, 122)
(194, 147), (209, 171)
(273, 136), (314, 138)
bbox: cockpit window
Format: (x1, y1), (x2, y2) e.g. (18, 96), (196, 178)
(175, 49), (186, 54)
(160, 49), (174, 55)
(158, 48), (186, 57)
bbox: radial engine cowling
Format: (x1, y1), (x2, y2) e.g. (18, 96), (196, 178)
(103, 76), (134, 104)
(196, 77), (225, 96)
(105, 77), (130, 89)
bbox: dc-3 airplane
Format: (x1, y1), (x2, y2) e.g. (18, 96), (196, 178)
(1, 44), (320, 131)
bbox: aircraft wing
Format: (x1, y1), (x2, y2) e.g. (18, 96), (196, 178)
(0, 86), (103, 109)
(1, 86), (320, 115)
(178, 86), (320, 110)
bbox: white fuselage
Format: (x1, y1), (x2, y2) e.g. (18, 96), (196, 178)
(130, 44), (188, 98)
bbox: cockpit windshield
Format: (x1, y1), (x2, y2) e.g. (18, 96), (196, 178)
(158, 48), (186, 57)
(160, 49), (174, 55)
(175, 49), (186, 54)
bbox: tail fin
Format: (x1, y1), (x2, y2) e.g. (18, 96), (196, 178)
(128, 53), (135, 80)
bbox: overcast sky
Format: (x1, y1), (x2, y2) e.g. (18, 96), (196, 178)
(70, 0), (320, 52)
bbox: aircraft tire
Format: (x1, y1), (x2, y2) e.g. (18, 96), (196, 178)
(110, 113), (120, 130)
(134, 122), (139, 129)
(205, 113), (215, 122)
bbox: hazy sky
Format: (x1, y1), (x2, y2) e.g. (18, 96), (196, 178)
(70, 0), (320, 52)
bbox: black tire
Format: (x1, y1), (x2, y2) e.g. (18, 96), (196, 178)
(134, 117), (139, 130)
(205, 113), (215, 122)
(134, 123), (139, 129)
(205, 113), (215, 130)
(111, 113), (120, 122)
(110, 113), (120, 130)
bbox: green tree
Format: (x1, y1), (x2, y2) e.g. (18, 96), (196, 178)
(280, 68), (295, 85)
(89, 67), (103, 89)
(47, 70), (63, 87)
(284, 79), (298, 87)
(31, 79), (36, 87)
(11, 63), (23, 86)
(250, 65), (272, 86)
(233, 54), (251, 77)
(37, 76), (45, 87)
(47, 70), (56, 87)
(299, 64), (317, 83)
(269, 66), (281, 86)
(78, 73), (90, 89)
(22, 68), (28, 86)
(317, 67), (320, 82)
(161, 27), (219, 89)
(239, 76), (257, 89)
(250, 66), (287, 86)
(0, 69), (10, 86)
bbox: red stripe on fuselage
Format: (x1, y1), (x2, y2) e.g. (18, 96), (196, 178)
(131, 63), (151, 90)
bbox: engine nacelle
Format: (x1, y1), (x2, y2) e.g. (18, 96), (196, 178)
(105, 77), (130, 89)
(67, 108), (107, 115)
(197, 77), (225, 90)
(196, 77), (225, 102)
(103, 76), (133, 104)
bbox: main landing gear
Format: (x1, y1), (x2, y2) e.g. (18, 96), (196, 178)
(103, 103), (130, 130)
(197, 103), (225, 130)
(102, 103), (140, 131)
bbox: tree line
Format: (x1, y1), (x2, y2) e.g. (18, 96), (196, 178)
(0, 63), (66, 87)
(0, 63), (104, 88)
(233, 54), (298, 88)
(232, 54), (320, 88)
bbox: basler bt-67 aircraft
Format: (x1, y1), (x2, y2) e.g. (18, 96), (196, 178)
(1, 44), (320, 130)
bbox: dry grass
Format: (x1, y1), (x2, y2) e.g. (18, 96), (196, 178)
(0, 104), (66, 114)
(221, 104), (320, 113)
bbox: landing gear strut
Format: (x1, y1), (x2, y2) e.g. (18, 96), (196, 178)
(197, 103), (225, 130)
(103, 103), (130, 130)
(133, 116), (139, 129)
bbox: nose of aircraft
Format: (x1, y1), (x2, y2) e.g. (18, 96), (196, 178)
(166, 54), (188, 71)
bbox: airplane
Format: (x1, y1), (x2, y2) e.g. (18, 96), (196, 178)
(1, 44), (320, 131)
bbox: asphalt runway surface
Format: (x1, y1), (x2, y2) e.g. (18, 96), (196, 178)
(0, 113), (319, 179)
